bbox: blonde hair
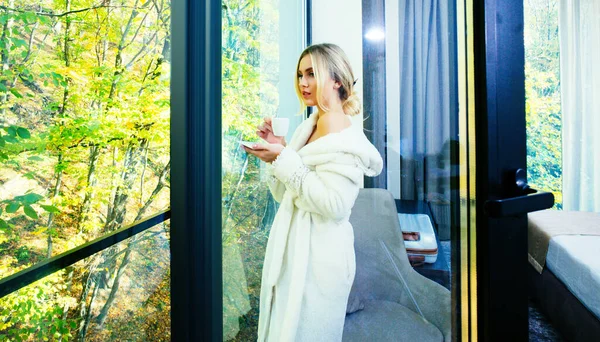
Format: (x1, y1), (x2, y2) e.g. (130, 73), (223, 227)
(295, 43), (361, 116)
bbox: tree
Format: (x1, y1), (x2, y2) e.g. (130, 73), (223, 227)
(524, 0), (562, 209)
(0, 0), (171, 339)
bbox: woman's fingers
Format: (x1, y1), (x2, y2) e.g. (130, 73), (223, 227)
(257, 123), (272, 133)
(263, 123), (273, 132)
(244, 142), (283, 163)
(262, 118), (273, 132)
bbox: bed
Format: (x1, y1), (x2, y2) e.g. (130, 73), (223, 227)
(527, 210), (600, 341)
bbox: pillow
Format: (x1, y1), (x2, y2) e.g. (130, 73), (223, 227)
(346, 291), (365, 314)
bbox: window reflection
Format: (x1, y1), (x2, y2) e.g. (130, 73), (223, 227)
(221, 0), (305, 340)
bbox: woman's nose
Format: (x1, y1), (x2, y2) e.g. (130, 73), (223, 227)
(299, 77), (308, 87)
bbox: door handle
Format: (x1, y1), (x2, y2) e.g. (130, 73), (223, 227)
(484, 169), (555, 218)
(484, 192), (554, 218)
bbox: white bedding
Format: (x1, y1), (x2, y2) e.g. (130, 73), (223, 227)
(546, 235), (600, 320)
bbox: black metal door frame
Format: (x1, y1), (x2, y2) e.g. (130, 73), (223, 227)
(170, 0), (222, 340)
(473, 0), (530, 340)
(170, 1), (312, 340)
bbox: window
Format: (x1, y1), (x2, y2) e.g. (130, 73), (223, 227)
(221, 0), (305, 339)
(524, 0), (562, 209)
(0, 1), (171, 339)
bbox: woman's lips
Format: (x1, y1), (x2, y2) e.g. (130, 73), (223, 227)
(302, 91), (311, 98)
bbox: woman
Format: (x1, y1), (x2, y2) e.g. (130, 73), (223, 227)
(243, 43), (383, 341)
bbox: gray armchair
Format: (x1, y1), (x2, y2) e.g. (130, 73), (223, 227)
(343, 188), (451, 341)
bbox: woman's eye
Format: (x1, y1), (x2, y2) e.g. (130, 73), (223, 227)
(309, 72), (314, 77)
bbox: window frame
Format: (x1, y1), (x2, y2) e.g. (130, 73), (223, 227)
(170, 0), (311, 340)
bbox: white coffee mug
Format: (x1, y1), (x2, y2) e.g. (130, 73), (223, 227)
(271, 117), (289, 137)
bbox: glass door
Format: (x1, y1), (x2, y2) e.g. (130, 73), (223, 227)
(471, 0), (556, 340)
(219, 0), (478, 340)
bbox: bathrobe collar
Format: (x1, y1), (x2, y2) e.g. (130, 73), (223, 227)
(288, 112), (383, 177)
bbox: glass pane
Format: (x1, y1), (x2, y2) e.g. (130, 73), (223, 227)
(0, 0), (171, 279)
(526, 1), (599, 340)
(0, 221), (170, 341)
(379, 0), (458, 339)
(526, 0), (599, 212)
(223, 0), (465, 340)
(221, 0), (305, 340)
(525, 0), (562, 210)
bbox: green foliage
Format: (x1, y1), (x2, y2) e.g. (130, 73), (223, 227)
(0, 271), (77, 341)
(1, 191), (51, 226)
(0, 0), (171, 339)
(15, 246), (30, 263)
(524, 0), (563, 209)
(0, 126), (31, 156)
(221, 0), (284, 340)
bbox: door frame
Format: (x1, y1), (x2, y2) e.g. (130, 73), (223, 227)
(170, 0), (223, 340)
(472, 0), (530, 340)
(170, 0), (313, 340)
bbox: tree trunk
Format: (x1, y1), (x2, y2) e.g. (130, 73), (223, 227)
(62, 266), (75, 321)
(8, 19), (38, 121)
(0, 0), (14, 122)
(59, 0), (72, 116)
(224, 154), (249, 229)
(46, 0), (71, 257)
(94, 243), (133, 327)
(139, 145), (149, 205)
(106, 0), (140, 109)
(79, 278), (100, 341)
(46, 153), (63, 258)
(94, 160), (169, 327)
(260, 192), (278, 231)
(77, 256), (101, 340)
(106, 146), (118, 223)
(76, 145), (100, 233)
(103, 140), (148, 233)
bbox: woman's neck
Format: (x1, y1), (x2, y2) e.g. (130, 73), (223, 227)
(316, 102), (344, 118)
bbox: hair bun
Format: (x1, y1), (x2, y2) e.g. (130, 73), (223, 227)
(343, 93), (361, 116)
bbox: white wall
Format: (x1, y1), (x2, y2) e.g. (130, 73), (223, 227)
(311, 0), (364, 128)
(257, 0), (305, 143)
(276, 0), (306, 141)
(312, 0), (401, 195)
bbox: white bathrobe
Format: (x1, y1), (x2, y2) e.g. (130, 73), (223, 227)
(257, 113), (383, 342)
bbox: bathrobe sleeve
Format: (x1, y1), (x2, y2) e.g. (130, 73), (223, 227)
(270, 147), (359, 221)
(265, 163), (286, 203)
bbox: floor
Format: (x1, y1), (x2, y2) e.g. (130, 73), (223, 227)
(529, 298), (566, 341)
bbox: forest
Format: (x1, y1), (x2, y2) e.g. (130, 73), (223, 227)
(0, 0), (171, 340)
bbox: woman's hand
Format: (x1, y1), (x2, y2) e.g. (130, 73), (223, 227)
(243, 143), (285, 163)
(257, 117), (286, 146)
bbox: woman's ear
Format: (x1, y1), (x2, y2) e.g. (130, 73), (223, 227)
(334, 81), (342, 89)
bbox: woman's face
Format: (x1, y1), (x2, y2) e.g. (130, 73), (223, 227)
(297, 55), (339, 108)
